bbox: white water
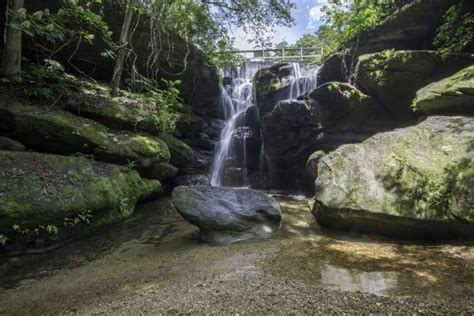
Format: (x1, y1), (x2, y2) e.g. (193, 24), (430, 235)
(210, 62), (319, 187)
(210, 63), (262, 186)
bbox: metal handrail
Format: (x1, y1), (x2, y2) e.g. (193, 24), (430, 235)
(219, 47), (324, 62)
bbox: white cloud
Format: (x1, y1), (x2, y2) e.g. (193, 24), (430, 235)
(307, 0), (328, 29)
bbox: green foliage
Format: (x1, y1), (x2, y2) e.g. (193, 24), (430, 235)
(274, 34), (324, 63)
(317, 0), (409, 56)
(0, 234), (8, 247)
(21, 60), (74, 101)
(125, 79), (184, 133)
(434, 1), (474, 58)
(10, 0), (111, 60)
(64, 210), (93, 227)
(13, 223), (58, 236)
(140, 0), (295, 67)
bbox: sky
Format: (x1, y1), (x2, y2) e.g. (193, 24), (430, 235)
(233, 0), (328, 50)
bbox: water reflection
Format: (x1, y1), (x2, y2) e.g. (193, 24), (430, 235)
(320, 263), (400, 296)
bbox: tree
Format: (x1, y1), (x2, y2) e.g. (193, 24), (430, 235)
(111, 0), (295, 92)
(2, 0), (25, 81)
(111, 0), (137, 96)
(317, 0), (411, 56)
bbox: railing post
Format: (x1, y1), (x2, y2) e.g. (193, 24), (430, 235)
(282, 48), (285, 61)
(300, 47), (303, 62)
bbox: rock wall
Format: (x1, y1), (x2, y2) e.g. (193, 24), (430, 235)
(0, 0), (221, 115)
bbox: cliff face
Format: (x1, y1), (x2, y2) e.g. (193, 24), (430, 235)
(0, 0), (221, 116)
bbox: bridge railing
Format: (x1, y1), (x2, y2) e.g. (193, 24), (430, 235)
(221, 47), (324, 63)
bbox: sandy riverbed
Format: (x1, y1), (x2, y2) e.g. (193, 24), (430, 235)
(0, 195), (473, 314)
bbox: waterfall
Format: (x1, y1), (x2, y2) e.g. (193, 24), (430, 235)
(210, 62), (319, 188)
(210, 62), (262, 187)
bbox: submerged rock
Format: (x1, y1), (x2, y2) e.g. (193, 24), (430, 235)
(312, 116), (474, 239)
(413, 65), (474, 115)
(0, 150), (161, 241)
(172, 186), (281, 243)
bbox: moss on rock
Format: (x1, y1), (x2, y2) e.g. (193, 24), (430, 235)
(309, 82), (392, 133)
(0, 101), (170, 169)
(0, 151), (161, 244)
(412, 65), (474, 114)
(355, 50), (474, 122)
(253, 68), (282, 120)
(159, 132), (193, 167)
(312, 116), (474, 239)
(0, 137), (26, 151)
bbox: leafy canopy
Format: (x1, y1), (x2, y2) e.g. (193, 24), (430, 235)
(316, 0), (410, 56)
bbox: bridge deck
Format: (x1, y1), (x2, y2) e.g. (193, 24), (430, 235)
(222, 47), (323, 63)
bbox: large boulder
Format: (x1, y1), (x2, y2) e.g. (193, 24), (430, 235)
(355, 50), (474, 122)
(253, 67), (282, 120)
(159, 133), (193, 167)
(0, 151), (161, 243)
(354, 0), (458, 56)
(261, 83), (395, 191)
(317, 53), (351, 86)
(412, 65), (474, 115)
(309, 82), (394, 134)
(317, 0), (459, 85)
(65, 84), (162, 135)
(312, 116), (474, 239)
(0, 102), (170, 177)
(172, 186), (281, 244)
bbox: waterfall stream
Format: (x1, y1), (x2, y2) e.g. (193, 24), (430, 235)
(210, 62), (319, 187)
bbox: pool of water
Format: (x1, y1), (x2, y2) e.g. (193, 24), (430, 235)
(0, 195), (472, 314)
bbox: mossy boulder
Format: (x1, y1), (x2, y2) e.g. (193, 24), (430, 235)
(317, 53), (350, 86)
(355, 50), (474, 122)
(0, 151), (161, 243)
(312, 116), (474, 239)
(0, 137), (26, 151)
(412, 65), (474, 115)
(253, 67), (282, 120)
(0, 102), (170, 173)
(65, 87), (162, 135)
(309, 82), (393, 134)
(159, 133), (193, 167)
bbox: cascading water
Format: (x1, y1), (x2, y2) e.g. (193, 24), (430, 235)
(210, 62), (262, 187)
(210, 61), (319, 188)
(288, 63), (319, 100)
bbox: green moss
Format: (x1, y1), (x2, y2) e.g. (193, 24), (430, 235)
(159, 132), (193, 167)
(0, 151), (161, 245)
(0, 102), (170, 166)
(253, 68), (282, 120)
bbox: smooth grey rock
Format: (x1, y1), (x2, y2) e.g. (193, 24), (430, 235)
(172, 186), (281, 243)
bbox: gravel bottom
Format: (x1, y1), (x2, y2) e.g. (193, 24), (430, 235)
(1, 196), (473, 315)
(80, 272), (474, 315)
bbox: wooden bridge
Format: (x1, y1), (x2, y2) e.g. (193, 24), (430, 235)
(222, 47), (324, 63)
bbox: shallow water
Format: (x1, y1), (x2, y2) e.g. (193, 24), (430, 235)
(0, 196), (473, 314)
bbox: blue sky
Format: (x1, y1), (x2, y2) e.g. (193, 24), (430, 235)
(233, 0), (327, 50)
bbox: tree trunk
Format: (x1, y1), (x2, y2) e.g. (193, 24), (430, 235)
(2, 0), (24, 81)
(110, 0), (137, 96)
